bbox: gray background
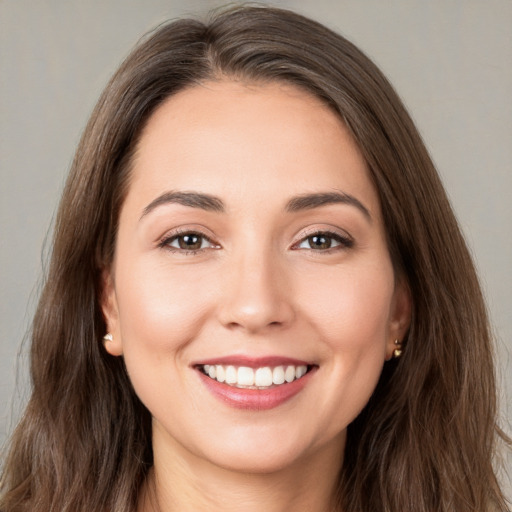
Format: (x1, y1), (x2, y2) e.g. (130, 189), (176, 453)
(1, 0), (511, 496)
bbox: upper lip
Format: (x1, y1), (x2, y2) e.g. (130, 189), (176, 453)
(192, 355), (315, 368)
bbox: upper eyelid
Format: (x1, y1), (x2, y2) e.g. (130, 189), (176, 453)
(159, 232), (220, 255)
(165, 233), (216, 244)
(293, 226), (353, 243)
(158, 226), (219, 244)
(157, 225), (353, 249)
(290, 228), (354, 252)
(166, 231), (215, 243)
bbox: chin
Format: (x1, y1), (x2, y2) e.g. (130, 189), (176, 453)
(206, 444), (308, 475)
(196, 425), (343, 475)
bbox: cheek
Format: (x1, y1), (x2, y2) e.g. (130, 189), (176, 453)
(299, 264), (395, 349)
(295, 263), (394, 425)
(113, 258), (221, 419)
(113, 256), (220, 370)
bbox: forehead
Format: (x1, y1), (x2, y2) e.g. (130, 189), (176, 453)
(126, 80), (380, 218)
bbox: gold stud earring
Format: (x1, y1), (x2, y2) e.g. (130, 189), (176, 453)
(103, 333), (113, 343)
(393, 339), (403, 358)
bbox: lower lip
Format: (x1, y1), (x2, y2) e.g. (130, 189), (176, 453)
(197, 368), (316, 411)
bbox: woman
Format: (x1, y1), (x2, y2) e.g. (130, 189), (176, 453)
(0, 5), (509, 512)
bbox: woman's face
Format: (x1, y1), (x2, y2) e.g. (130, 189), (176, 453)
(103, 81), (410, 474)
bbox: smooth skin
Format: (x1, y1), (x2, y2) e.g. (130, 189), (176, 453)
(102, 81), (411, 512)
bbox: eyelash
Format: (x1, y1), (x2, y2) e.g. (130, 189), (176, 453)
(292, 230), (354, 252)
(158, 230), (219, 255)
(158, 229), (354, 255)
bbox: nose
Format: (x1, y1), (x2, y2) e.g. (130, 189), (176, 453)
(217, 250), (295, 333)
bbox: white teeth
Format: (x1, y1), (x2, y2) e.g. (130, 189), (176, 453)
(216, 365), (225, 383)
(285, 365), (295, 383)
(200, 363), (311, 388)
(255, 367), (273, 387)
(225, 365), (237, 384)
(237, 367), (254, 386)
(272, 366), (285, 385)
(295, 365), (307, 378)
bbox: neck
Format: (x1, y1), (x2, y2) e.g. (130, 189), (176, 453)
(139, 426), (345, 512)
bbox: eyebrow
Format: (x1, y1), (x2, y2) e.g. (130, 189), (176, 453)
(285, 191), (371, 221)
(141, 191), (225, 219)
(140, 190), (371, 221)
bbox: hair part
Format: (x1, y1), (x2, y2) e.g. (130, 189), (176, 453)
(1, 5), (509, 511)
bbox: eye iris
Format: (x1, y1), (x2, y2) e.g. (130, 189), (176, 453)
(309, 234), (331, 249)
(178, 234), (202, 250)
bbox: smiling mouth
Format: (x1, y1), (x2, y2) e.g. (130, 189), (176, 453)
(197, 364), (314, 389)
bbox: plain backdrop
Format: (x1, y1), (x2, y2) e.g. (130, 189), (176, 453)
(1, 0), (511, 495)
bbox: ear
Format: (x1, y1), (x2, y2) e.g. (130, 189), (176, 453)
(100, 269), (123, 356)
(385, 277), (412, 360)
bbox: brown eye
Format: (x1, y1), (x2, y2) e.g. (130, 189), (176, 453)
(308, 234), (332, 250)
(165, 232), (216, 252)
(177, 234), (203, 250)
(295, 231), (353, 251)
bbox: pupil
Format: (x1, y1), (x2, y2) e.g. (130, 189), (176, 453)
(310, 235), (331, 249)
(179, 234), (201, 249)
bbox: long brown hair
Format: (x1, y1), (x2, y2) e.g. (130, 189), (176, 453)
(1, 6), (509, 511)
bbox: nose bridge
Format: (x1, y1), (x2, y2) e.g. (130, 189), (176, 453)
(218, 238), (294, 332)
